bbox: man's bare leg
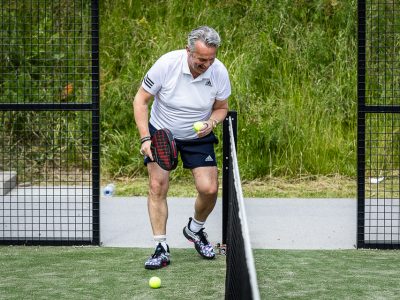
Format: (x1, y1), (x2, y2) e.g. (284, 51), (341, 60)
(147, 162), (170, 236)
(182, 166), (218, 259)
(192, 166), (218, 222)
(144, 162), (171, 269)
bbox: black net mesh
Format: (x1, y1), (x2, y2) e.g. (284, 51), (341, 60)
(358, 0), (400, 248)
(0, 0), (99, 245)
(224, 116), (260, 300)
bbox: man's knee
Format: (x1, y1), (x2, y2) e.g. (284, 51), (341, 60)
(197, 183), (218, 198)
(149, 177), (169, 197)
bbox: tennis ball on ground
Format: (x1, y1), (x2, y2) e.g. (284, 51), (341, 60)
(193, 121), (204, 132)
(149, 276), (161, 289)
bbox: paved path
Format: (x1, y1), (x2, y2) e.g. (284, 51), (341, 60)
(100, 197), (357, 250)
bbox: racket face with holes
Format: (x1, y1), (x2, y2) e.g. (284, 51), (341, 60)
(151, 128), (178, 171)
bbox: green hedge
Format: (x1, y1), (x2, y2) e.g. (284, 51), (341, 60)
(100, 0), (357, 179)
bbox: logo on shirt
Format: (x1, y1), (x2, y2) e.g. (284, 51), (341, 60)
(205, 80), (212, 87)
(143, 75), (154, 89)
(205, 155), (214, 162)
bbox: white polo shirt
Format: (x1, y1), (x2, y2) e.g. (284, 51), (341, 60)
(141, 49), (231, 140)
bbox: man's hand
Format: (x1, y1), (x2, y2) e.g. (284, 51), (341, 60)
(140, 139), (153, 161)
(196, 119), (214, 137)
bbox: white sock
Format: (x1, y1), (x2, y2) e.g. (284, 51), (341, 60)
(189, 217), (205, 233)
(154, 235), (168, 251)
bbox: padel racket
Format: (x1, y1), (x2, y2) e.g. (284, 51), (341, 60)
(151, 128), (178, 171)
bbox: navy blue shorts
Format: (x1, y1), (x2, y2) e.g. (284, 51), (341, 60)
(144, 123), (219, 169)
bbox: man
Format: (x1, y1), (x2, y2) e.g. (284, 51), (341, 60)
(133, 26), (231, 270)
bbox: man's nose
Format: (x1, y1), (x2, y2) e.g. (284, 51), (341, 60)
(203, 60), (212, 68)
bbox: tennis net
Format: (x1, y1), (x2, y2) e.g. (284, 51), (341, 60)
(224, 114), (260, 300)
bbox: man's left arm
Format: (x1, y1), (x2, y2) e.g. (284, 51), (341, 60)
(208, 99), (228, 129)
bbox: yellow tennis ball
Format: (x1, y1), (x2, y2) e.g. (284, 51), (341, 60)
(149, 276), (161, 289)
(193, 121), (204, 132)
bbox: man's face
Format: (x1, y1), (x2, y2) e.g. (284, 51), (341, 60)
(187, 41), (217, 78)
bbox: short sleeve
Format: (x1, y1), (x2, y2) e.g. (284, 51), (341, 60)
(215, 64), (231, 100)
(141, 56), (166, 95)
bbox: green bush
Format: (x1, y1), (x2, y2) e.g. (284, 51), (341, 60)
(1, 1), (358, 181)
(0, 1), (93, 182)
(100, 0), (357, 179)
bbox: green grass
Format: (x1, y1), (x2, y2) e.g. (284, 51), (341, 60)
(0, 247), (225, 299)
(108, 174), (357, 198)
(3, 0), (399, 184)
(99, 0), (359, 180)
(258, 249), (400, 299)
(1, 247), (399, 299)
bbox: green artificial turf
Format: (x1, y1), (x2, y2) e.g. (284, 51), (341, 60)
(1, 247), (399, 299)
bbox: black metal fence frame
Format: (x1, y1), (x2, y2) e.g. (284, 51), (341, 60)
(357, 0), (400, 249)
(0, 0), (100, 245)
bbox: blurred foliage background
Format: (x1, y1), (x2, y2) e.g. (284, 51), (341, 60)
(100, 0), (357, 180)
(1, 0), (359, 182)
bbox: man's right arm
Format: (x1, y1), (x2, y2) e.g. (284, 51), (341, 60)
(133, 86), (154, 158)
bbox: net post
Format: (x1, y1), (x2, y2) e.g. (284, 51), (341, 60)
(222, 111), (237, 247)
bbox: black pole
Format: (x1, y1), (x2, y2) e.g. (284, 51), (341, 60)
(357, 0), (366, 249)
(91, 0), (100, 245)
(222, 111), (237, 246)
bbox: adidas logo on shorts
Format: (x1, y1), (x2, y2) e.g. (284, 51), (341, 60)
(205, 155), (214, 162)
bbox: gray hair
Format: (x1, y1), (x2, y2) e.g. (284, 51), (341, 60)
(187, 26), (221, 51)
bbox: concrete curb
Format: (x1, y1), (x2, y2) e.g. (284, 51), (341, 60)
(0, 171), (17, 196)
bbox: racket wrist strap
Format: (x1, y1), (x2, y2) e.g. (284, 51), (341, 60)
(140, 136), (151, 144)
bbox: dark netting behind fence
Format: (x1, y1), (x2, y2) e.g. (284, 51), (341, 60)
(0, 0), (99, 245)
(224, 116), (260, 300)
(358, 0), (400, 248)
